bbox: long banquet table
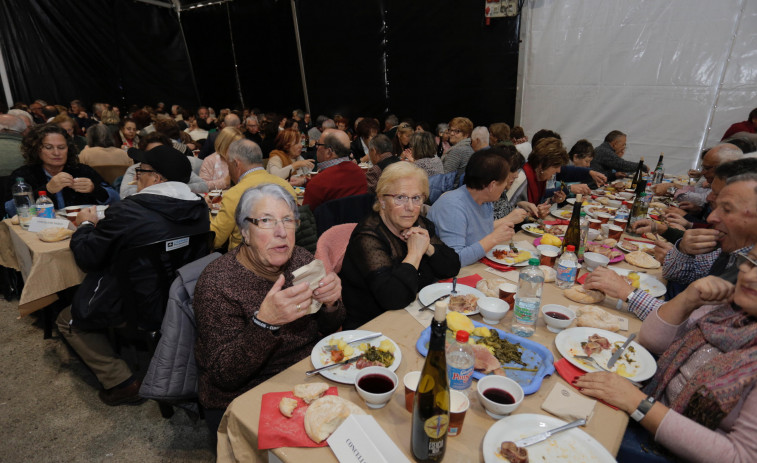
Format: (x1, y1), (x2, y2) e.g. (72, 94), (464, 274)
(216, 230), (659, 462)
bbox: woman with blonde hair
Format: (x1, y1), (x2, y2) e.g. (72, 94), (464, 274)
(392, 122), (414, 158)
(340, 162), (460, 329)
(199, 127), (242, 190)
(266, 128), (314, 187)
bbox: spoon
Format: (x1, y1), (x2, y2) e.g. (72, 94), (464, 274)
(451, 277), (458, 296)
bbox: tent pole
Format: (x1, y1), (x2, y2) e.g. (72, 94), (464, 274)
(0, 44), (13, 108)
(173, 0), (202, 107)
(290, 0), (310, 115)
(225, 3), (245, 109)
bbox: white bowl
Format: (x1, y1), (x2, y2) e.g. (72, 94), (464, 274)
(536, 244), (560, 256)
(477, 297), (509, 325)
(354, 366), (398, 409)
(541, 304), (576, 333)
(587, 229), (600, 241)
(477, 376), (524, 419)
(583, 252), (610, 271)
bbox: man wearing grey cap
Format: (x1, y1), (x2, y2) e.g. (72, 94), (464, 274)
(56, 145), (210, 406)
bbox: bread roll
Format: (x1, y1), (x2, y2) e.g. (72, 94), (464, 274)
(575, 305), (621, 332)
(476, 278), (507, 297)
(564, 286), (605, 304)
(293, 382), (329, 404)
(626, 251), (661, 269)
(304, 395), (365, 443)
(37, 227), (74, 242)
(279, 397), (298, 418)
(539, 266), (556, 283)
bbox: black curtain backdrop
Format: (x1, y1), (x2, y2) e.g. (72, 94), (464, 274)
(0, 0), (195, 111)
(1, 0), (519, 126)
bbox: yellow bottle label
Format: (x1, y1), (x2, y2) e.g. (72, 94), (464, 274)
(423, 414), (449, 439)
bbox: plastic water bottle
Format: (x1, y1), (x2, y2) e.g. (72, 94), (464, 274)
(556, 245), (579, 289)
(616, 201), (630, 221)
(578, 211), (589, 259)
(511, 258), (544, 337)
(35, 191), (55, 218)
(12, 178), (35, 229)
(446, 330), (474, 399)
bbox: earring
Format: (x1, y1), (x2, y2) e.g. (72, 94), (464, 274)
(380, 201), (386, 209)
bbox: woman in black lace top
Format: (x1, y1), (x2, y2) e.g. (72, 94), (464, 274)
(340, 162), (461, 329)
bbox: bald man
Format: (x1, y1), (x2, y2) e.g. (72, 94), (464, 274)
(303, 128), (367, 211)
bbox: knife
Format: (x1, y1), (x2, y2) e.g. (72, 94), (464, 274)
(305, 354), (366, 376)
(607, 333), (637, 369)
(513, 418), (586, 448)
(323, 332), (383, 351)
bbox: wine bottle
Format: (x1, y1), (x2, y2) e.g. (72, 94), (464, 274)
(561, 194), (583, 253)
(412, 303), (450, 462)
(652, 153), (665, 184)
(630, 158), (645, 190)
(629, 180), (649, 229)
(436, 136), (445, 157)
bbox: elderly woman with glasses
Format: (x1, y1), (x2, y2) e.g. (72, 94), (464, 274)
(340, 162), (460, 329)
(194, 183), (345, 436)
(442, 116), (474, 174)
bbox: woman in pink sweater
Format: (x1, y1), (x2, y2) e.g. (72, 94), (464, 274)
(199, 127), (241, 190)
(576, 247), (757, 462)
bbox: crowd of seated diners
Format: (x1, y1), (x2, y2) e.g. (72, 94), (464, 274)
(2, 99), (757, 461)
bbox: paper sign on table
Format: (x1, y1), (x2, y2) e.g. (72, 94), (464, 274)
(328, 414), (410, 463)
(27, 217), (73, 232)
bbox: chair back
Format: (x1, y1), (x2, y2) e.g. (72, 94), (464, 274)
(91, 164), (130, 185)
(313, 193), (375, 236)
(115, 231), (214, 330)
(315, 223), (357, 273)
(0, 134), (24, 177)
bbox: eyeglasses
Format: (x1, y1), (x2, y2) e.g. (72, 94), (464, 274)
(314, 142), (330, 149)
(736, 252), (757, 272)
(383, 194), (425, 207)
(245, 216), (300, 229)
(135, 168), (157, 176)
(448, 128), (462, 135)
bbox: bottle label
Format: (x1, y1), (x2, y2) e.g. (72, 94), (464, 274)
(448, 365), (473, 391)
(556, 262), (578, 282)
(36, 204), (55, 218)
(513, 299), (538, 324)
(423, 414), (449, 439)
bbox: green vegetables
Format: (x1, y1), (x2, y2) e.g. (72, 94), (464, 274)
(475, 332), (525, 366)
(364, 346), (394, 367)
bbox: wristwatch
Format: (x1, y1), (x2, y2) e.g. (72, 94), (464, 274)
(630, 395), (656, 422)
(626, 289), (639, 303)
(78, 220), (95, 228)
(253, 311), (281, 332)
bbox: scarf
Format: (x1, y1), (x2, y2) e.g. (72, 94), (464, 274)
(235, 238), (290, 282)
(269, 149), (293, 168)
(644, 304), (757, 429)
(522, 163), (545, 204)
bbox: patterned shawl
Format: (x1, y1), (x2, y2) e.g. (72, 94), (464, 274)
(644, 304), (757, 429)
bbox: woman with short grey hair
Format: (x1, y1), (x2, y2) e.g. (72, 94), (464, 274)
(194, 183), (344, 440)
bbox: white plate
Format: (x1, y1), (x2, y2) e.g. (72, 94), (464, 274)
(617, 240), (655, 254)
(611, 267), (666, 298)
(521, 223), (546, 236)
(555, 327), (657, 381)
(486, 245), (531, 267)
(418, 283), (485, 315)
(550, 208), (573, 220)
(584, 205), (618, 219)
(310, 330), (401, 384)
(482, 413), (615, 463)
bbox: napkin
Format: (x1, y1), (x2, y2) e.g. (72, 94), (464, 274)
(439, 274), (482, 287)
(258, 387), (339, 449)
(480, 257), (515, 272)
(554, 359), (618, 410)
(544, 219), (570, 225)
(577, 273), (589, 285)
(541, 383), (597, 423)
(292, 259), (326, 314)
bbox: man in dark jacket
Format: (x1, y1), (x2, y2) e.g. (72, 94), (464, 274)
(57, 145), (210, 406)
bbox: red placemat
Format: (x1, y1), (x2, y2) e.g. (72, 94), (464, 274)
(258, 387), (339, 449)
(440, 274), (483, 287)
(479, 257), (516, 272)
(554, 359), (618, 410)
(544, 219), (570, 225)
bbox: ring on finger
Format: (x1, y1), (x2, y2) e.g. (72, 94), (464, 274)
(296, 303), (301, 311)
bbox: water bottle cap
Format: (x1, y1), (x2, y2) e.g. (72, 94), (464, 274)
(528, 258), (540, 266)
(566, 245), (575, 252)
(38, 191), (47, 196)
(580, 211), (586, 216)
(455, 330), (469, 343)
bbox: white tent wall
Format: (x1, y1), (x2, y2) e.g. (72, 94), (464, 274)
(515, 0), (757, 176)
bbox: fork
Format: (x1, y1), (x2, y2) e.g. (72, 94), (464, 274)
(573, 355), (643, 387)
(418, 294), (451, 312)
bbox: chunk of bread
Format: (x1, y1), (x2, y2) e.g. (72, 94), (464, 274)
(564, 286), (605, 304)
(539, 266), (556, 283)
(575, 305), (621, 332)
(37, 227), (74, 242)
(304, 395), (365, 443)
(279, 397), (298, 418)
(293, 382), (329, 404)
